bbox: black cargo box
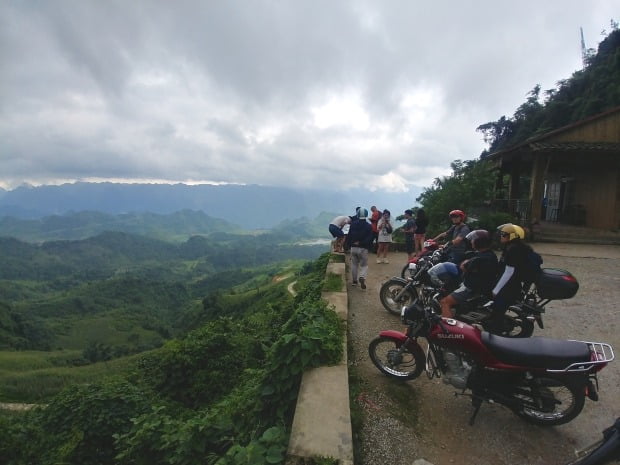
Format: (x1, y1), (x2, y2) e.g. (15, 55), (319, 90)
(536, 268), (579, 300)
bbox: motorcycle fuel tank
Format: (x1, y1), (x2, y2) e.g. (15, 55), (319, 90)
(427, 318), (519, 369)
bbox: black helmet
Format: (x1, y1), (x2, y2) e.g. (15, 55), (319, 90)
(465, 229), (491, 249)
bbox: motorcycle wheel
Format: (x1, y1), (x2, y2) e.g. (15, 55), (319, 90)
(514, 375), (585, 426)
(368, 336), (425, 380)
(379, 279), (417, 315)
(496, 308), (535, 338)
(400, 263), (411, 279)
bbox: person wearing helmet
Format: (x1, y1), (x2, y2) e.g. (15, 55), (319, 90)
(490, 224), (541, 316)
(345, 207), (373, 289)
(439, 230), (498, 318)
(432, 209), (471, 264)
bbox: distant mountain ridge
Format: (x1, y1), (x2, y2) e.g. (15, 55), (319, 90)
(0, 182), (417, 228)
(0, 209), (241, 242)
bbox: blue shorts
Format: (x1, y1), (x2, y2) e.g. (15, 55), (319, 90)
(450, 284), (476, 303)
(329, 223), (345, 238)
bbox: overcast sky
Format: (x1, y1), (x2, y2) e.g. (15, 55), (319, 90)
(0, 1), (616, 193)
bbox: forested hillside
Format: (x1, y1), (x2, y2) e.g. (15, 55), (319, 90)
(477, 26), (620, 155)
(0, 230), (327, 356)
(0, 209), (241, 242)
(0, 252), (344, 465)
(416, 25), (620, 229)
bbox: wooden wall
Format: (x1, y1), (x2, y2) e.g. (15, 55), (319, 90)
(572, 164), (619, 229)
(552, 111), (620, 143)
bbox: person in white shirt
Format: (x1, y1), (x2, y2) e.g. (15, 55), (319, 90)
(329, 215), (351, 253)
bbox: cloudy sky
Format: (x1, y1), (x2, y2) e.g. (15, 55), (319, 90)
(0, 1), (616, 194)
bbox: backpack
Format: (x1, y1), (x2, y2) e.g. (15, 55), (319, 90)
(523, 250), (543, 283)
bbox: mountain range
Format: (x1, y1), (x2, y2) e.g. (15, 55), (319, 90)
(0, 182), (418, 229)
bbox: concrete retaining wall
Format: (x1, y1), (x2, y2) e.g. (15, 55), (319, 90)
(286, 258), (354, 464)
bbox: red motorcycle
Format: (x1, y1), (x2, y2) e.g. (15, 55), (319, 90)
(400, 239), (440, 278)
(369, 304), (614, 426)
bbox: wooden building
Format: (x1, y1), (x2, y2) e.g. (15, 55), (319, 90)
(486, 106), (620, 231)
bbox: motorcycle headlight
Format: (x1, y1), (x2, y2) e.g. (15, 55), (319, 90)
(408, 263), (417, 271)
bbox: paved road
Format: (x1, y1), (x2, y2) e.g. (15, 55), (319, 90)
(347, 243), (620, 465)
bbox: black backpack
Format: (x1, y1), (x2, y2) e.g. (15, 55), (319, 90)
(523, 250), (543, 283)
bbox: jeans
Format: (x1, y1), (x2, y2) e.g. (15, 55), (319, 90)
(350, 247), (369, 282)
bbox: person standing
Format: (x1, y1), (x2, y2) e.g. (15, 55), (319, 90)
(414, 209), (429, 255)
(328, 215), (351, 253)
(369, 206), (381, 253)
(345, 207), (373, 290)
(376, 209), (393, 263)
(403, 209), (417, 259)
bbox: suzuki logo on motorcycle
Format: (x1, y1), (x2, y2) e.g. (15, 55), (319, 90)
(437, 333), (465, 339)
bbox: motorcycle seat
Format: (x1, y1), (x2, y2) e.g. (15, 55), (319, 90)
(481, 332), (591, 370)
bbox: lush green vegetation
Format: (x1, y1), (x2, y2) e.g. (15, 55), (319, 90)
(477, 25), (620, 156)
(0, 252), (344, 465)
(0, 231), (326, 352)
(0, 209), (243, 242)
(0, 224), (329, 411)
(411, 25), (619, 235)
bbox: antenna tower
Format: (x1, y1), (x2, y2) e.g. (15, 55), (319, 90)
(580, 27), (587, 68)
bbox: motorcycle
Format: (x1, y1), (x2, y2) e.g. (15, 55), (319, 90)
(380, 248), (580, 338)
(567, 417), (620, 464)
(381, 249), (534, 337)
(368, 304), (614, 426)
(400, 239), (440, 279)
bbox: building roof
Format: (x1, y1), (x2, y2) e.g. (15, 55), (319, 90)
(529, 141), (620, 151)
(486, 105), (620, 160)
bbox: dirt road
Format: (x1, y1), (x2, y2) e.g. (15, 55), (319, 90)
(347, 244), (620, 465)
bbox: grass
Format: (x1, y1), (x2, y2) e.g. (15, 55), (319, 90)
(329, 253), (345, 263)
(48, 314), (164, 350)
(0, 350), (146, 403)
(323, 272), (343, 292)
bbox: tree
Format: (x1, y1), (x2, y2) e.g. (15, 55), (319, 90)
(416, 159), (495, 234)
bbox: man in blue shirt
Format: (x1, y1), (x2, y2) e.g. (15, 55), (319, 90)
(345, 207), (373, 290)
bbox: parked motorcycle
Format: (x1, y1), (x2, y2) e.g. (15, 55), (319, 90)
(380, 248), (579, 338)
(400, 239), (440, 278)
(567, 417), (620, 464)
(368, 304), (614, 426)
(381, 250), (534, 337)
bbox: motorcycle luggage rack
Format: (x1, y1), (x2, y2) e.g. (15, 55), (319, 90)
(547, 342), (614, 373)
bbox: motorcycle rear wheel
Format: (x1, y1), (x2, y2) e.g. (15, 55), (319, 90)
(494, 309), (535, 338)
(379, 279), (417, 315)
(514, 375), (585, 426)
(368, 336), (425, 380)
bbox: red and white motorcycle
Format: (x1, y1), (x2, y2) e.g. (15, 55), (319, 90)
(369, 304), (614, 426)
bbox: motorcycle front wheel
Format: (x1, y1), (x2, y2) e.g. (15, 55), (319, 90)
(368, 336), (425, 380)
(401, 263), (411, 279)
(379, 279), (417, 315)
(513, 375), (585, 426)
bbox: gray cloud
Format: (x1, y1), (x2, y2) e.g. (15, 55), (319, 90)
(0, 0), (616, 192)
